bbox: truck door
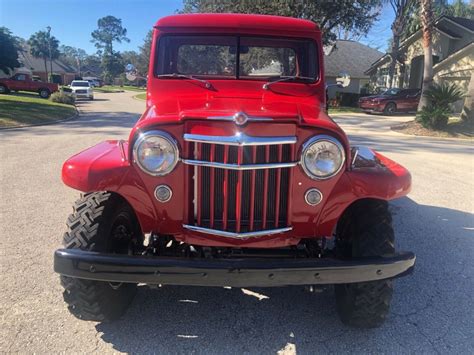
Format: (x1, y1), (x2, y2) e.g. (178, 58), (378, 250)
(10, 73), (28, 91)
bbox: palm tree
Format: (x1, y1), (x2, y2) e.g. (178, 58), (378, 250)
(417, 0), (434, 111)
(28, 31), (50, 79)
(28, 30), (59, 82)
(386, 0), (416, 88)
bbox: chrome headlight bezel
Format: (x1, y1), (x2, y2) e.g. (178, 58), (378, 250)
(133, 130), (179, 176)
(300, 135), (346, 180)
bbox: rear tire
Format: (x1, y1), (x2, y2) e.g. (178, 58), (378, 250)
(383, 102), (396, 115)
(39, 88), (50, 98)
(334, 200), (395, 328)
(60, 192), (142, 321)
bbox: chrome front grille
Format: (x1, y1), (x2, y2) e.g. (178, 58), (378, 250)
(183, 134), (296, 238)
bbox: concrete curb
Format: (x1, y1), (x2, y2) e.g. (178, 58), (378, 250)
(0, 107), (79, 131)
(132, 94), (146, 101)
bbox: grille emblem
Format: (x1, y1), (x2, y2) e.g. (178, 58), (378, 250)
(233, 111), (249, 126)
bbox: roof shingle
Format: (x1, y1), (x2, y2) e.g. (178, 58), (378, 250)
(324, 40), (383, 78)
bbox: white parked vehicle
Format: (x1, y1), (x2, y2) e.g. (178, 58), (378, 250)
(70, 80), (94, 100)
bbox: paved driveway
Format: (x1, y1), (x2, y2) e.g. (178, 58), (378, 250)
(1, 93), (473, 354)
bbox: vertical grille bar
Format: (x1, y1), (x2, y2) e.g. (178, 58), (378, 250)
(274, 145), (282, 228)
(222, 145), (229, 230)
(196, 142), (202, 226)
(235, 147), (243, 233)
(286, 144), (295, 226)
(249, 146), (257, 231)
(262, 145), (270, 229)
(209, 144), (215, 229)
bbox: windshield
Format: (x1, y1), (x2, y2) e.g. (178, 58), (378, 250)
(156, 35), (318, 80)
(382, 88), (401, 96)
(71, 82), (90, 87)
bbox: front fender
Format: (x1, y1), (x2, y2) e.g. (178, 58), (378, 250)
(62, 140), (157, 232)
(316, 147), (411, 236)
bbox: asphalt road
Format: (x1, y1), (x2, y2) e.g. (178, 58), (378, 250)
(1, 92), (473, 354)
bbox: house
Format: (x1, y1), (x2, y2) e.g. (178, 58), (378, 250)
(0, 47), (78, 85)
(324, 40), (384, 99)
(365, 16), (474, 112)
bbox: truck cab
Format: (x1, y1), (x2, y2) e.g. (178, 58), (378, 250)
(54, 14), (415, 328)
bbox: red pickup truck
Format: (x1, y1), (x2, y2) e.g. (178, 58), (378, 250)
(0, 73), (59, 98)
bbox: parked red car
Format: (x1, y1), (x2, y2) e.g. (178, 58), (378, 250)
(54, 14), (415, 328)
(359, 88), (421, 115)
(0, 73), (59, 98)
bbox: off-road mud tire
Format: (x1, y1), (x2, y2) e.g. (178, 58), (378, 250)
(334, 199), (395, 328)
(60, 192), (140, 321)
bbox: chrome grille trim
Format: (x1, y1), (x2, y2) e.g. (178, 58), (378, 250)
(207, 115), (273, 122)
(183, 159), (297, 170)
(183, 224), (292, 239)
(184, 133), (296, 146)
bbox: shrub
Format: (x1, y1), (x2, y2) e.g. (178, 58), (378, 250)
(416, 82), (464, 129)
(50, 91), (75, 105)
(416, 106), (450, 129)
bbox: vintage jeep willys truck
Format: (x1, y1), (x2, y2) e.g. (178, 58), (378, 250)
(54, 14), (415, 328)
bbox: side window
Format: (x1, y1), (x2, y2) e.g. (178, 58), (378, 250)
(15, 74), (26, 81)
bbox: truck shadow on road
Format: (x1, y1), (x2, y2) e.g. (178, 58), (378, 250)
(95, 197), (473, 353)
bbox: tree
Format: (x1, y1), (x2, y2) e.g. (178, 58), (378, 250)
(181, 0), (384, 45)
(28, 30), (59, 82)
(417, 0), (434, 111)
(386, 0), (416, 89)
(91, 16), (129, 83)
(0, 27), (21, 75)
(403, 0), (473, 40)
(446, 0), (474, 18)
(101, 51), (123, 84)
(137, 30), (152, 76)
(460, 75), (473, 122)
(121, 50), (140, 68)
(60, 45), (87, 76)
(91, 16), (129, 55)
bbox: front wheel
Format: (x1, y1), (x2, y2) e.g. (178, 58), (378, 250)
(334, 200), (395, 328)
(0, 85), (9, 94)
(60, 192), (142, 321)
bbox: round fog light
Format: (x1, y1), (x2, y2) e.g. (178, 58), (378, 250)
(155, 185), (172, 203)
(305, 188), (323, 206)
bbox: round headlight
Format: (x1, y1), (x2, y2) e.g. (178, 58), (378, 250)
(133, 131), (179, 176)
(301, 135), (345, 180)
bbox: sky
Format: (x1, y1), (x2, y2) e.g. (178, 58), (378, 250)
(0, 0), (407, 55)
(1, 0), (183, 53)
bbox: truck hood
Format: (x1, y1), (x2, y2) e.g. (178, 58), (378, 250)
(138, 94), (338, 129)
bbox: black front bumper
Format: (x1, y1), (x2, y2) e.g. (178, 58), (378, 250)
(54, 249), (415, 287)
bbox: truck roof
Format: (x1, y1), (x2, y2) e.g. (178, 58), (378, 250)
(155, 13), (320, 34)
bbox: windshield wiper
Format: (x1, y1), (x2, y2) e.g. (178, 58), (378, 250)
(262, 76), (315, 90)
(157, 73), (212, 89)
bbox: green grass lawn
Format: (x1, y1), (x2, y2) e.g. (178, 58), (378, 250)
(122, 85), (146, 92)
(94, 85), (146, 93)
(328, 106), (362, 114)
(0, 94), (76, 128)
(134, 93), (147, 100)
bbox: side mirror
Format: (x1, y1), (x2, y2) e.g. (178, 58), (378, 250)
(336, 72), (351, 88)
